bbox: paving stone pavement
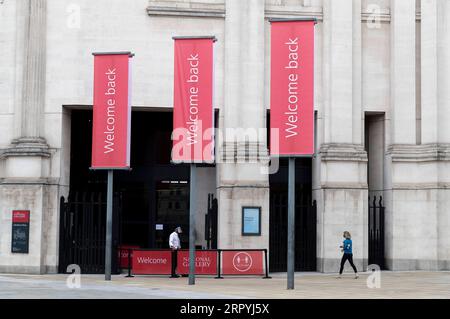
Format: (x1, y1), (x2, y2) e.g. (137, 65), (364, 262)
(0, 271), (449, 299)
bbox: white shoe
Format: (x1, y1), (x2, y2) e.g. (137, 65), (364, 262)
(355, 274), (359, 279)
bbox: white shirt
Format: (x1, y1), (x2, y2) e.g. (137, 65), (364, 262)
(169, 232), (181, 249)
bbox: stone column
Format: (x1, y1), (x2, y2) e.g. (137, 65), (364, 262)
(323, 0), (353, 144)
(317, 0), (367, 273)
(352, 0), (363, 146)
(0, 0), (53, 274)
(217, 0), (269, 250)
(390, 0), (416, 145)
(385, 0), (440, 271)
(421, 0), (438, 145)
(3, 0), (50, 158)
(437, 2), (450, 145)
(437, 0), (450, 270)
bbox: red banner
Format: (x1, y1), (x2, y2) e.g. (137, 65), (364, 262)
(221, 251), (264, 275)
(12, 211), (30, 223)
(172, 37), (215, 163)
(118, 245), (140, 269)
(270, 20), (315, 156)
(91, 52), (133, 169)
(132, 250), (172, 275)
(177, 250), (218, 275)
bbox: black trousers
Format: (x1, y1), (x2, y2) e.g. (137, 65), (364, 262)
(171, 249), (178, 276)
(339, 253), (358, 274)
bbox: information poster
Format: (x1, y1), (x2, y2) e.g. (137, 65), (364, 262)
(11, 210), (30, 254)
(242, 207), (261, 236)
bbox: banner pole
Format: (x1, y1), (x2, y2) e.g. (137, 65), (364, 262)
(189, 163), (197, 285)
(105, 169), (114, 281)
(287, 157), (295, 289)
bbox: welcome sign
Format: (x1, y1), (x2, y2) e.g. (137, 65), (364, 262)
(270, 20), (315, 156)
(132, 250), (172, 275)
(172, 37), (215, 163)
(91, 52), (133, 169)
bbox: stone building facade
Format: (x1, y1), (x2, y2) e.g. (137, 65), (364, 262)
(0, 0), (449, 274)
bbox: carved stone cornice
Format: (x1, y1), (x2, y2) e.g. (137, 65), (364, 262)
(147, 0), (225, 18)
(0, 137), (51, 159)
(318, 182), (368, 190)
(387, 144), (450, 162)
(319, 143), (368, 162)
(0, 177), (59, 185)
(146, 0), (399, 22)
(391, 183), (450, 190)
(146, 0), (324, 20)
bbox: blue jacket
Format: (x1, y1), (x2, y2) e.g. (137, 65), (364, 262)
(343, 239), (352, 254)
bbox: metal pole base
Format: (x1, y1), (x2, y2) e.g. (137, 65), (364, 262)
(188, 163), (197, 286)
(287, 157), (295, 290)
(105, 170), (114, 281)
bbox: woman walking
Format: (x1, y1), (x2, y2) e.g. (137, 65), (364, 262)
(337, 231), (359, 279)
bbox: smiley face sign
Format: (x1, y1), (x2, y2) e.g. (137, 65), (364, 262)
(232, 252), (253, 272)
(222, 250), (265, 275)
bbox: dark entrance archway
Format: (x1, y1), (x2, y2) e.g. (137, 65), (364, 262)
(59, 109), (190, 274)
(269, 158), (316, 272)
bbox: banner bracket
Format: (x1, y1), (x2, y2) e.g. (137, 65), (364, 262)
(269, 17), (318, 24)
(172, 36), (217, 42)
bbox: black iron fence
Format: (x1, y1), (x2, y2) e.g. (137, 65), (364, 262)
(269, 190), (317, 272)
(204, 194), (218, 249)
(58, 192), (121, 274)
(368, 196), (385, 269)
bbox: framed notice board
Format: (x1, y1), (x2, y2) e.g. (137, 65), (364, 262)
(242, 207), (261, 236)
(11, 210), (30, 254)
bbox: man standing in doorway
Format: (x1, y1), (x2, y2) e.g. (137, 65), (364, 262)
(169, 226), (182, 278)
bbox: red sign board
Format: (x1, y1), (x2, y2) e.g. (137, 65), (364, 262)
(91, 52), (133, 169)
(132, 250), (172, 275)
(118, 245), (140, 269)
(177, 250), (218, 275)
(270, 20), (315, 156)
(172, 37), (215, 164)
(12, 210), (30, 223)
(221, 251), (264, 275)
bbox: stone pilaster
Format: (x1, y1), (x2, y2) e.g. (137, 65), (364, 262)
(437, 1), (450, 145)
(352, 0), (363, 146)
(2, 0), (50, 159)
(384, 0), (441, 271)
(436, 0), (450, 270)
(390, 0), (416, 145)
(315, 0), (368, 273)
(322, 0), (353, 144)
(421, 0), (438, 145)
(216, 0), (269, 250)
(0, 0), (54, 274)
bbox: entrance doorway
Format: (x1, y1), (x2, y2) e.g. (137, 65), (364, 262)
(154, 181), (189, 248)
(59, 109), (191, 273)
(365, 113), (386, 269)
(269, 158), (316, 272)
